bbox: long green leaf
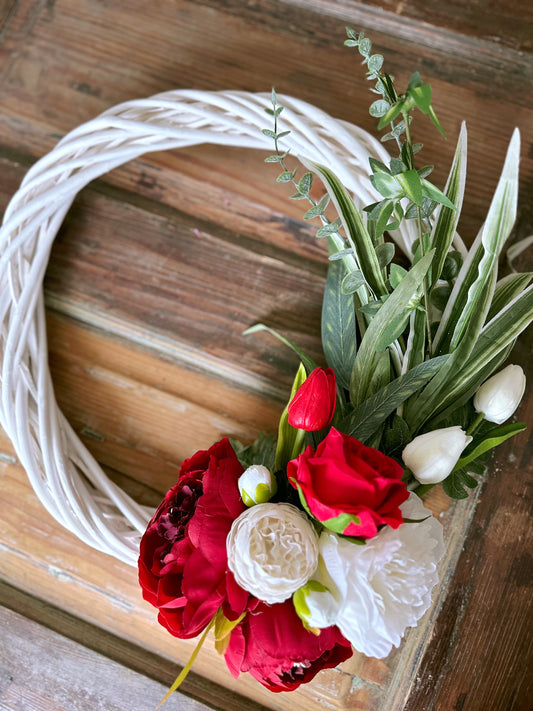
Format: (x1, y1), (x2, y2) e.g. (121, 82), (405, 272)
(350, 251), (434, 407)
(428, 122), (467, 289)
(406, 284), (533, 430)
(243, 324), (317, 374)
(487, 272), (533, 322)
(433, 129), (520, 355)
(321, 256), (357, 390)
(304, 160), (389, 297)
(455, 422), (526, 471)
(342, 354), (448, 442)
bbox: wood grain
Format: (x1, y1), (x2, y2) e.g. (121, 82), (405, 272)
(0, 1), (531, 710)
(0, 603), (213, 711)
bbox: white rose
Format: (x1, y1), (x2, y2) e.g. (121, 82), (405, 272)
(238, 464), (277, 506)
(226, 503), (319, 604)
(474, 364), (526, 424)
(305, 493), (445, 659)
(402, 426), (472, 485)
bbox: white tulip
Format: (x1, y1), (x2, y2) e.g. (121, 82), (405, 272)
(402, 426), (472, 485)
(226, 503), (318, 604)
(238, 464), (277, 506)
(474, 364), (526, 424)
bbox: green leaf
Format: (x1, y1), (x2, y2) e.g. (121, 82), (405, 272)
(298, 172), (313, 196)
(371, 171), (402, 199)
(262, 128), (276, 139)
(455, 422), (526, 471)
(349, 251), (434, 406)
(322, 512), (362, 534)
(342, 354), (447, 442)
(369, 99), (390, 118)
(322, 258), (357, 390)
(367, 54), (384, 73)
(277, 170), (296, 183)
(375, 242), (395, 269)
(421, 179), (456, 210)
(341, 270), (366, 294)
(396, 170), (423, 205)
(410, 83), (432, 113)
(405, 284), (533, 431)
(305, 160), (389, 297)
(229, 431), (277, 471)
(389, 263), (407, 289)
(442, 468), (478, 499)
(381, 414), (412, 456)
(377, 101), (405, 129)
(243, 324), (317, 374)
(366, 348), (391, 398)
(316, 218), (342, 238)
(487, 272), (533, 322)
(433, 129), (520, 355)
(430, 284), (452, 312)
(275, 364), (307, 471)
(428, 104), (447, 138)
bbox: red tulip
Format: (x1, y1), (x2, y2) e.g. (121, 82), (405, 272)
(288, 367), (336, 431)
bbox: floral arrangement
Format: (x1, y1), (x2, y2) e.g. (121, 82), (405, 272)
(138, 29), (531, 700)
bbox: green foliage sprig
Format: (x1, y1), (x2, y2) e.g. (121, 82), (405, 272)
(256, 30), (532, 500)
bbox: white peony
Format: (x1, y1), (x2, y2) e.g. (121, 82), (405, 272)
(307, 493), (445, 658)
(226, 502), (319, 604)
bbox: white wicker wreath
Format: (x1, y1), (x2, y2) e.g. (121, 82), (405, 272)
(0, 89), (422, 567)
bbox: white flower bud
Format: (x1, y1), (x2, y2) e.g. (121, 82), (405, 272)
(238, 464), (277, 506)
(474, 364), (526, 424)
(293, 580), (339, 631)
(402, 426), (472, 485)
(226, 503), (319, 604)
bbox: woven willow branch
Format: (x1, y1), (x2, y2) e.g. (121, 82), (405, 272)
(0, 89), (418, 565)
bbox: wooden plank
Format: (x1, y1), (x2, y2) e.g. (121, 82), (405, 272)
(0, 0), (530, 246)
(0, 603), (213, 711)
(404, 337), (533, 711)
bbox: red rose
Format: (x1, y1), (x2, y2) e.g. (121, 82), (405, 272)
(287, 428), (408, 539)
(288, 367), (337, 431)
(224, 600), (352, 692)
(138, 438), (252, 638)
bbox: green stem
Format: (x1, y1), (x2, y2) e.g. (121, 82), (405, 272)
(466, 411), (485, 437)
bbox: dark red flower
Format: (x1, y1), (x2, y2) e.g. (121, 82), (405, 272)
(224, 600), (352, 692)
(138, 438), (252, 638)
(288, 367), (337, 431)
(287, 428), (408, 539)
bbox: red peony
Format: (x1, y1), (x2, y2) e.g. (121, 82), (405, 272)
(288, 367), (337, 431)
(224, 599), (352, 692)
(287, 428), (408, 539)
(138, 438), (252, 638)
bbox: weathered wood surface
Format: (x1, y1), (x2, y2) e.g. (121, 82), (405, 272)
(0, 1), (531, 710)
(0, 601), (213, 711)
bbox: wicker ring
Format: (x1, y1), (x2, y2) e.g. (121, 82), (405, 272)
(0, 89), (417, 566)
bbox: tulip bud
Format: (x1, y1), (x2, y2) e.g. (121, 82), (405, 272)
(474, 364), (526, 424)
(288, 367), (337, 431)
(293, 580), (339, 632)
(402, 426), (472, 485)
(238, 464), (277, 507)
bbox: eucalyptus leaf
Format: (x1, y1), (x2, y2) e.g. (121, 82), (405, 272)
(375, 242), (395, 269)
